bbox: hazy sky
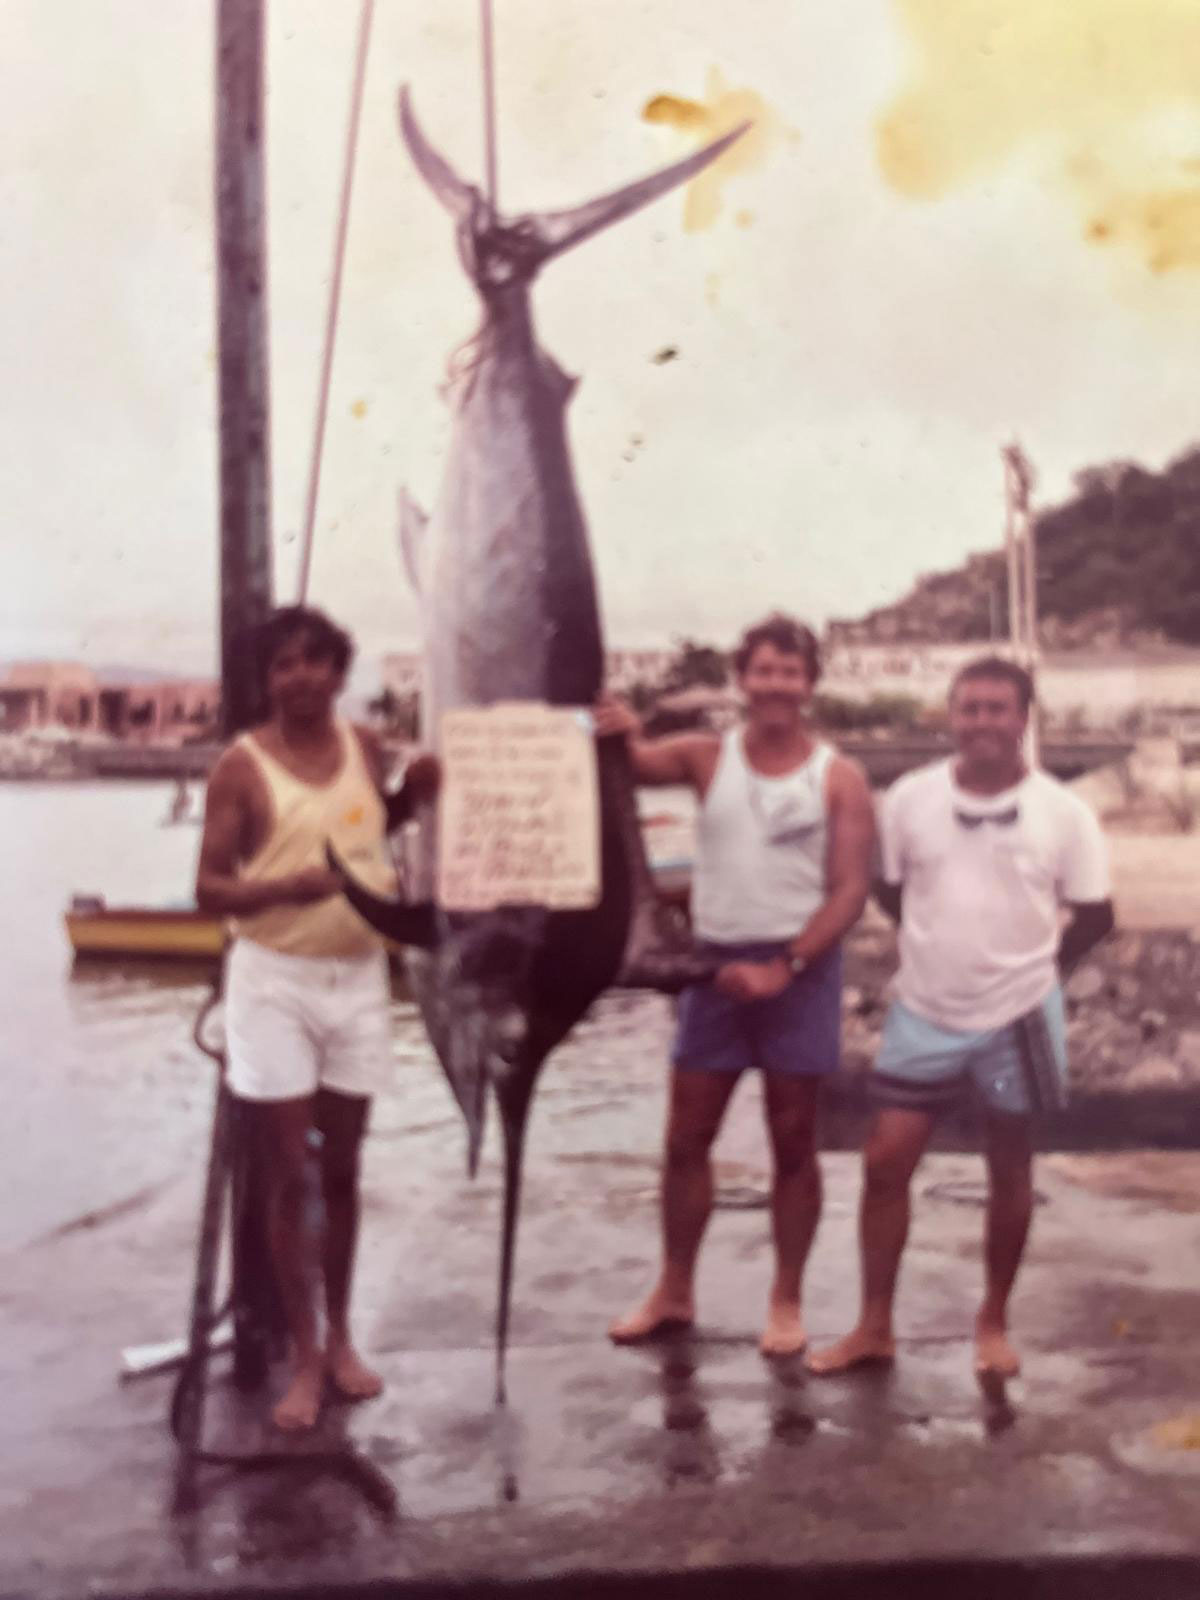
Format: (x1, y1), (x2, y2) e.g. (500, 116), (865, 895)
(7, 0), (1200, 682)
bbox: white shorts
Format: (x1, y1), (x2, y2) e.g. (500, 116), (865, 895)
(224, 938), (393, 1103)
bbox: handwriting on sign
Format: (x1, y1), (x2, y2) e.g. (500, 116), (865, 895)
(437, 704), (600, 911)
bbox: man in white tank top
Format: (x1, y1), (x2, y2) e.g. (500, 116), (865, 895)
(596, 614), (876, 1357)
(196, 606), (436, 1432)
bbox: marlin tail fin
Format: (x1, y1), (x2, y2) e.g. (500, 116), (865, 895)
(532, 121), (752, 260)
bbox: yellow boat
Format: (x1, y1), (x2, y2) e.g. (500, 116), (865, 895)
(65, 897), (225, 961)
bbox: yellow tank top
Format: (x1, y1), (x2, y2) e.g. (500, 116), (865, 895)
(232, 720), (395, 958)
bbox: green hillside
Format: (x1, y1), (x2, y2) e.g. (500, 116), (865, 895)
(832, 446), (1200, 647)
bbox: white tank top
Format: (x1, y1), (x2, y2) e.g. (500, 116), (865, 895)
(232, 720), (395, 958)
(692, 729), (834, 943)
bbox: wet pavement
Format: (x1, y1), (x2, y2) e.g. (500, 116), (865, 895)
(3, 989), (1200, 1598)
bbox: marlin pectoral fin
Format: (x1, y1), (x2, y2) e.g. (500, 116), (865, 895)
(397, 488), (428, 595)
(616, 894), (720, 994)
(325, 842), (440, 949)
(534, 120), (752, 260)
(398, 86), (481, 222)
(616, 948), (720, 995)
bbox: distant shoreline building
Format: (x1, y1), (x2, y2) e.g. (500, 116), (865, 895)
(819, 639), (1200, 730)
(0, 663), (219, 743)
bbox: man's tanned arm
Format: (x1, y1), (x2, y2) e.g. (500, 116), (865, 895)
(786, 760), (877, 965)
(593, 693), (717, 792)
(1058, 899), (1115, 976)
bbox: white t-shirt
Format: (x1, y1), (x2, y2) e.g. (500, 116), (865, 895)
(880, 759), (1110, 1032)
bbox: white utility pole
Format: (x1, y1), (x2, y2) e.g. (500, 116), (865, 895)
(1002, 441), (1039, 766)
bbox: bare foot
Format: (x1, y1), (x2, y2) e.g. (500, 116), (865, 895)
(974, 1323), (1020, 1380)
(760, 1301), (807, 1358)
(608, 1288), (694, 1345)
(272, 1361), (324, 1432)
(805, 1327), (895, 1376)
(326, 1342), (384, 1402)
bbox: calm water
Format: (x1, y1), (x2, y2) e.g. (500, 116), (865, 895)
(0, 782), (228, 1250)
(0, 780), (697, 1255)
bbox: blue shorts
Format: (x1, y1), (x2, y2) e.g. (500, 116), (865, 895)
(872, 988), (1068, 1118)
(672, 941), (843, 1076)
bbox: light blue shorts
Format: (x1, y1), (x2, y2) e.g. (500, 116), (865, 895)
(871, 988), (1067, 1118)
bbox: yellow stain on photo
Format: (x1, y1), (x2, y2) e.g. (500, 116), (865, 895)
(877, 0), (1200, 275)
(642, 68), (777, 232)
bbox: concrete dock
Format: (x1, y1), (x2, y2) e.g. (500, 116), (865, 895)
(3, 992), (1199, 1598)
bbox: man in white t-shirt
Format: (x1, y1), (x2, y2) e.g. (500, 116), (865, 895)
(808, 656), (1114, 1382)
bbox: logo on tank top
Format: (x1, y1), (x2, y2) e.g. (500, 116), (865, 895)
(747, 776), (824, 846)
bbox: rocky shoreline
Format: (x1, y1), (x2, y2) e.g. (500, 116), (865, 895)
(839, 908), (1200, 1104)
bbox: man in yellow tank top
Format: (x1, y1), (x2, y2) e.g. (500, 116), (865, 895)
(196, 605), (436, 1432)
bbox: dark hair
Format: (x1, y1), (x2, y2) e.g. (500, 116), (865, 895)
(733, 613), (822, 685)
(254, 605), (355, 693)
(950, 654), (1034, 713)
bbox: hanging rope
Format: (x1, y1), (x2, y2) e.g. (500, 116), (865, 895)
(297, 0), (498, 599)
(296, 0), (375, 604)
(480, 0), (498, 211)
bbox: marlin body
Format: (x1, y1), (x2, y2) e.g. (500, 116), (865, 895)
(336, 89), (747, 1397)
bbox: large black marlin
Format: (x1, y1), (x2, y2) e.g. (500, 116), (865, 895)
(333, 89), (748, 1398)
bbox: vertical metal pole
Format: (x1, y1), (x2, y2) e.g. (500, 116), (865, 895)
(172, 1055), (236, 1510)
(213, 0), (280, 1390)
(1021, 487), (1040, 767)
(1003, 456), (1022, 670)
(1003, 443), (1039, 768)
(216, 0), (274, 739)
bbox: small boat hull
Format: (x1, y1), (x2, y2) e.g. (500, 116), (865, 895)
(66, 906), (225, 961)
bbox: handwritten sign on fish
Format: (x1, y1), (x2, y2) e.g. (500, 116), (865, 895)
(437, 705), (600, 912)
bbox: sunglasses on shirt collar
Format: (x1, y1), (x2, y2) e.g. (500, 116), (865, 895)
(953, 804), (1020, 830)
